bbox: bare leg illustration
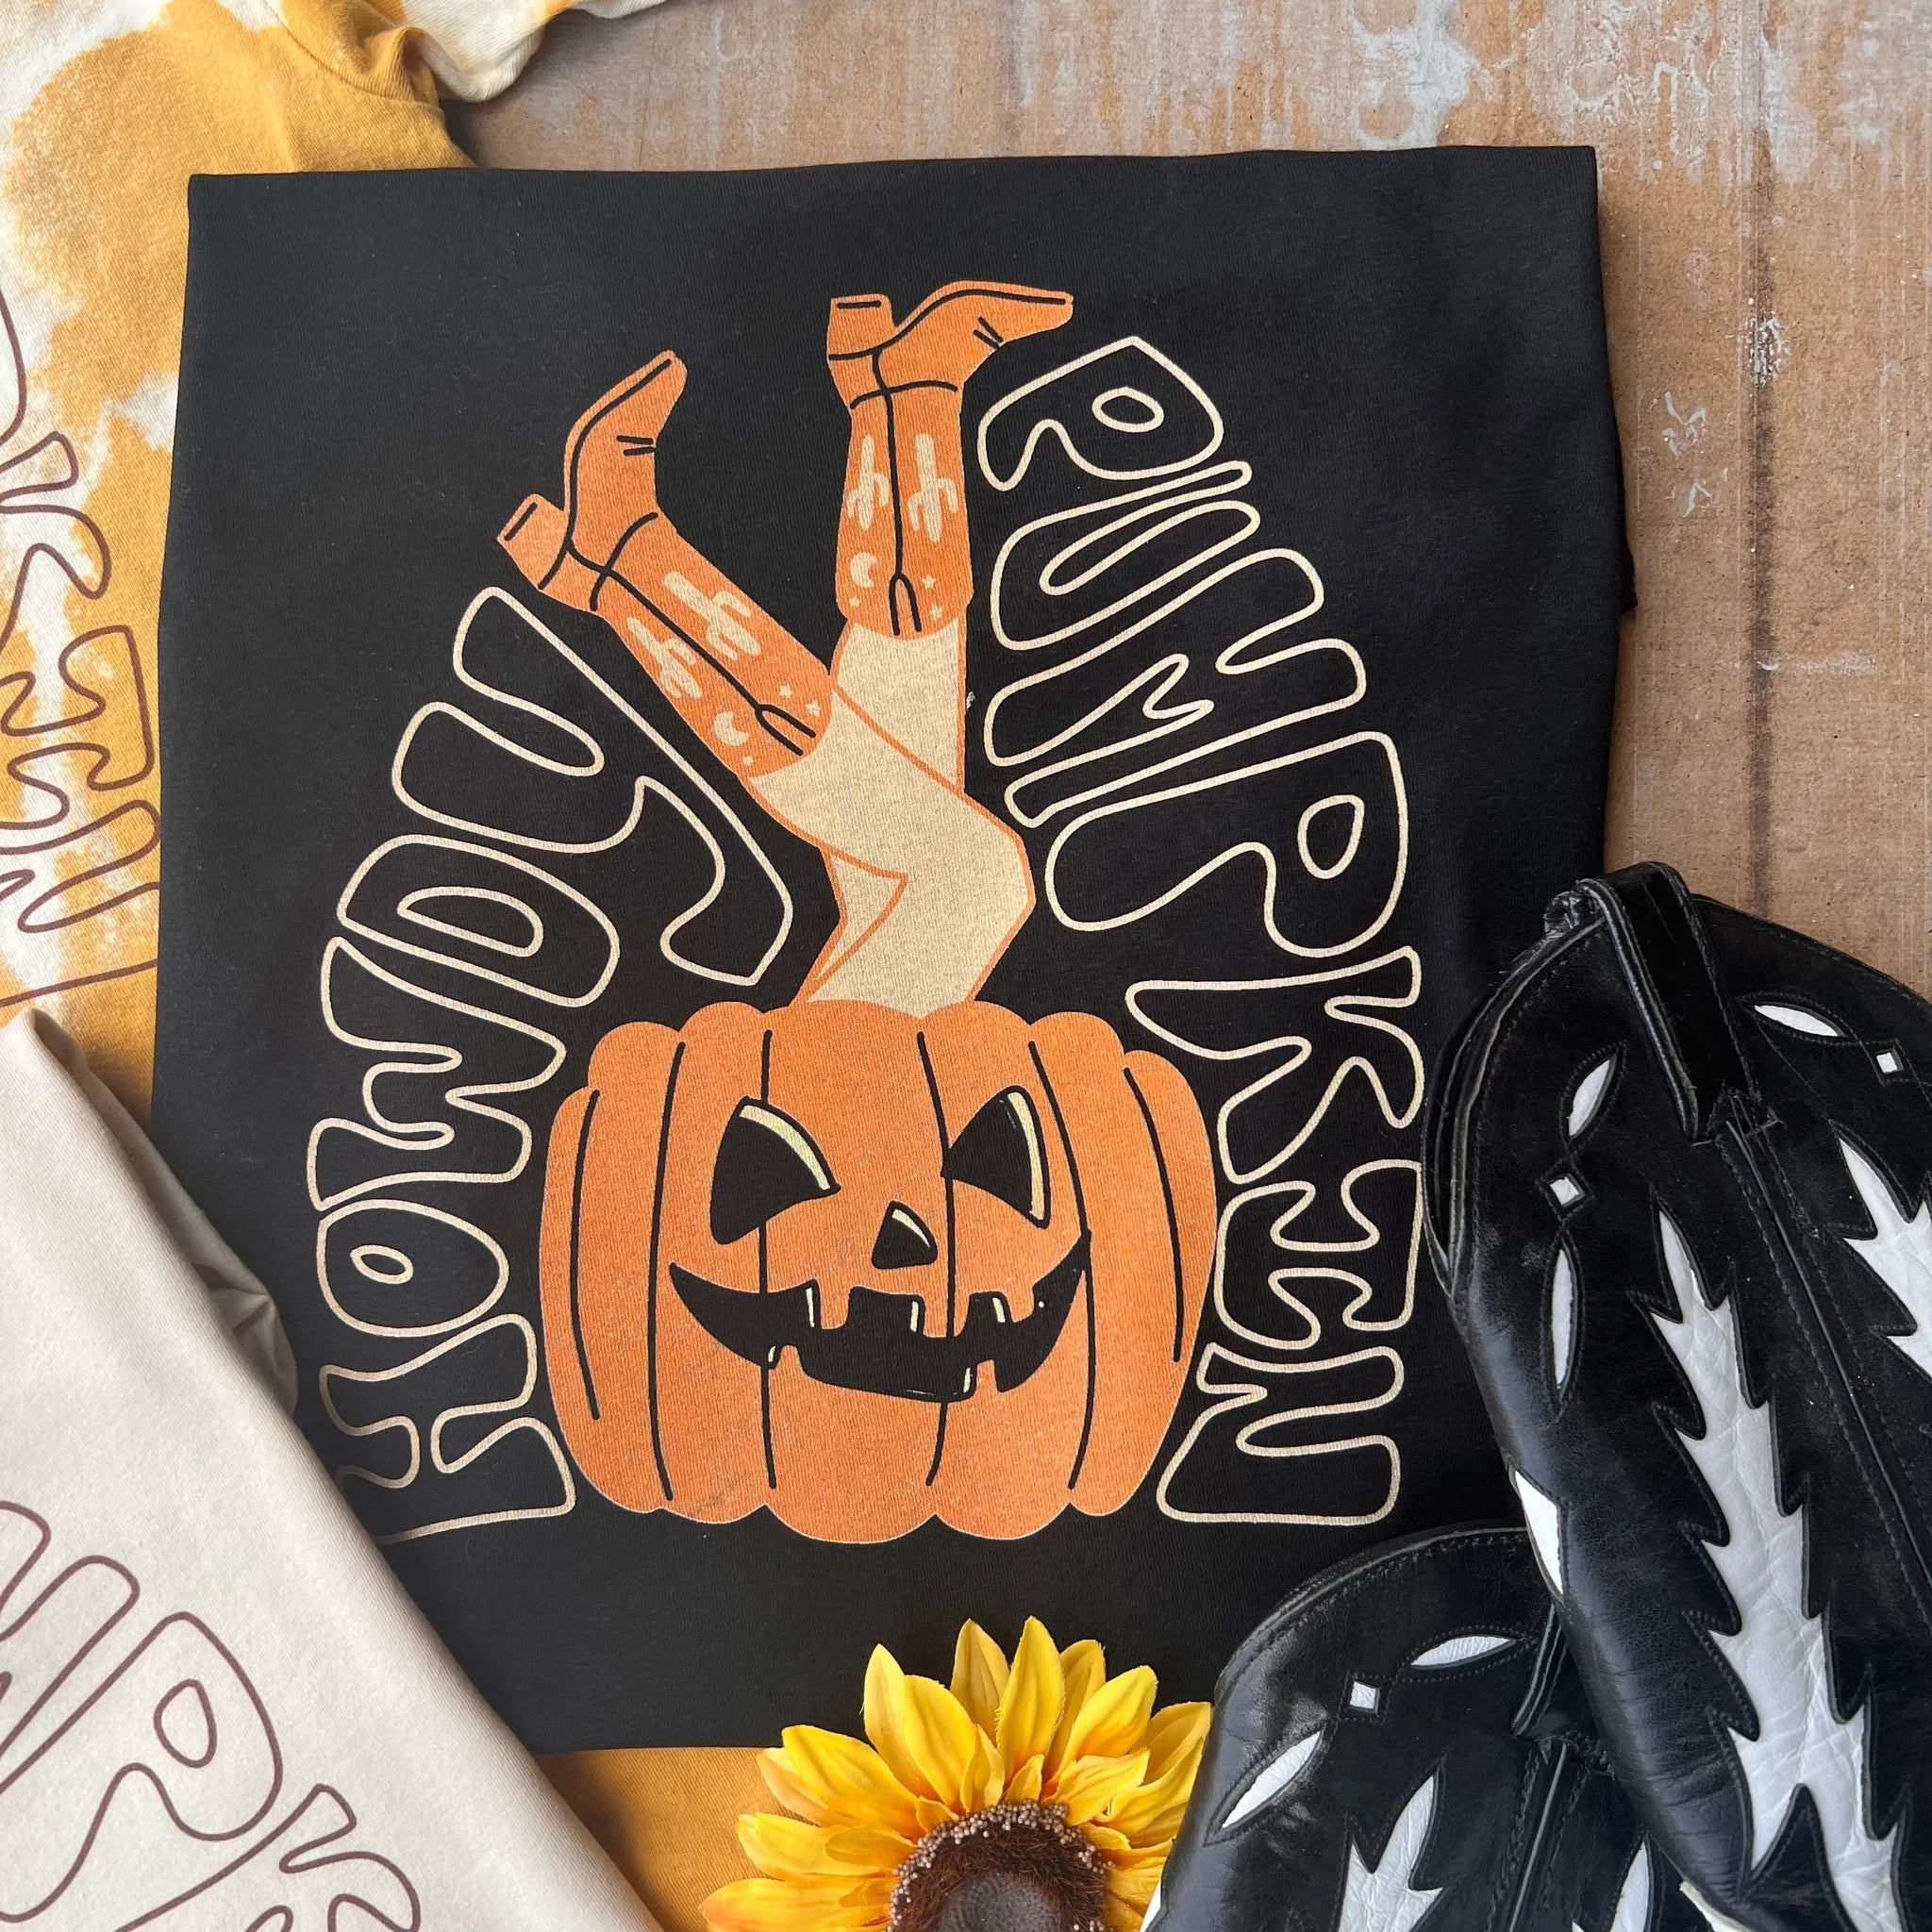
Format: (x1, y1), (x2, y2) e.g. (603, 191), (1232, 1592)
(501, 282), (1074, 1015)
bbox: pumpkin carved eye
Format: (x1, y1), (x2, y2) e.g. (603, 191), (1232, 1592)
(944, 1086), (1051, 1226)
(710, 1099), (839, 1244)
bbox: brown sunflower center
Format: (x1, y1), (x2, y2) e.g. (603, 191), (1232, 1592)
(889, 1800), (1108, 1932)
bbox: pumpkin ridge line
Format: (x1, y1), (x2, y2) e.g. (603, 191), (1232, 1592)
(758, 1026), (777, 1492)
(1123, 1063), (1187, 1365)
(914, 1028), (957, 1491)
(568, 1087), (603, 1422)
(645, 1040), (686, 1503)
(1029, 1041), (1097, 1491)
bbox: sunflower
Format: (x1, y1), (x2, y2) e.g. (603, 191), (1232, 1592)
(703, 1619), (1208, 1932)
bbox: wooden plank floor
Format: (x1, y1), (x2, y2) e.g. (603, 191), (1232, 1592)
(458, 0), (1932, 994)
(453, 6), (1932, 1924)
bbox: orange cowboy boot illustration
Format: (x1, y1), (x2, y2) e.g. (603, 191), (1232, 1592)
(824, 283), (1073, 789)
(501, 282), (1219, 1541)
(500, 281), (1074, 1016)
(498, 352), (829, 780)
(826, 283), (1072, 644)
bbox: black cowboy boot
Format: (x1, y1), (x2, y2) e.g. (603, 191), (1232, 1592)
(1426, 863), (1932, 1932)
(1154, 1524), (1702, 1932)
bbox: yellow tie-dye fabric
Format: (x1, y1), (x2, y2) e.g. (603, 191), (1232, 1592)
(0, 10), (773, 1930)
(0, 0), (656, 1114)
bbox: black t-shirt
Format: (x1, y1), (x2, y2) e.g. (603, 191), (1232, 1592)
(154, 150), (1628, 1749)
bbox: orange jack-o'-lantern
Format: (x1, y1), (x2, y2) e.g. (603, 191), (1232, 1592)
(539, 997), (1215, 1541)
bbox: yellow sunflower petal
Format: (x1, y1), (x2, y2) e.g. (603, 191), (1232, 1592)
(1143, 1702), (1211, 1781)
(1060, 1639), (1107, 1707)
(837, 1877), (899, 1914)
(824, 1825), (918, 1872)
(1101, 1742), (1203, 1846)
(1005, 1752), (1045, 1804)
(735, 1815), (832, 1878)
(863, 1647), (941, 1803)
(951, 1621), (1009, 1736)
(963, 1722), (1006, 1812)
(759, 1748), (830, 1826)
(779, 1725), (922, 1835)
(996, 1618), (1064, 1774)
(1053, 1749), (1151, 1824)
(1107, 1860), (1164, 1910)
(1104, 1867), (1166, 1932)
(701, 1876), (876, 1932)
(1080, 1824), (1135, 1857)
(1066, 1666), (1158, 1763)
(1044, 1640), (1107, 1779)
(914, 1795), (956, 1835)
(901, 1673), (985, 1813)
(736, 1813), (881, 1879)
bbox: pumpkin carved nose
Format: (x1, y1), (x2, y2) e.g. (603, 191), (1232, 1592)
(871, 1200), (940, 1270)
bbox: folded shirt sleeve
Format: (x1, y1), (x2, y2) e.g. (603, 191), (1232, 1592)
(22, 1012), (299, 1409)
(275, 0), (671, 103)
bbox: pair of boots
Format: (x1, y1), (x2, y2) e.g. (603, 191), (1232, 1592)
(1159, 866), (1931, 1932)
(497, 280), (1071, 1019)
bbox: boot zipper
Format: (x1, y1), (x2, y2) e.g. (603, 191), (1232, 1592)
(1501, 1737), (1580, 1932)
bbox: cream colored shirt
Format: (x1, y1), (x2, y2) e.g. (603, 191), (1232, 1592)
(0, 1010), (663, 1930)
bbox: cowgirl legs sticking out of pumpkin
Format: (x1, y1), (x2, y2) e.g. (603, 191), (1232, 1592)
(501, 284), (1219, 1541)
(499, 282), (1074, 1017)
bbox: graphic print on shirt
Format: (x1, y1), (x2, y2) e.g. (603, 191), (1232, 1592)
(500, 286), (1218, 1541)
(0, 282), (158, 1029)
(303, 284), (1428, 1547)
(0, 1499), (420, 1930)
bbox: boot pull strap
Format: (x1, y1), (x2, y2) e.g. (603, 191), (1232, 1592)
(1562, 861), (1758, 1143)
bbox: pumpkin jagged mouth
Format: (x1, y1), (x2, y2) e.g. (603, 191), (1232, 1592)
(668, 1234), (1090, 1404)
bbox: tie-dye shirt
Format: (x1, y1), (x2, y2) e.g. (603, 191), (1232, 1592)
(0, 0), (657, 1113)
